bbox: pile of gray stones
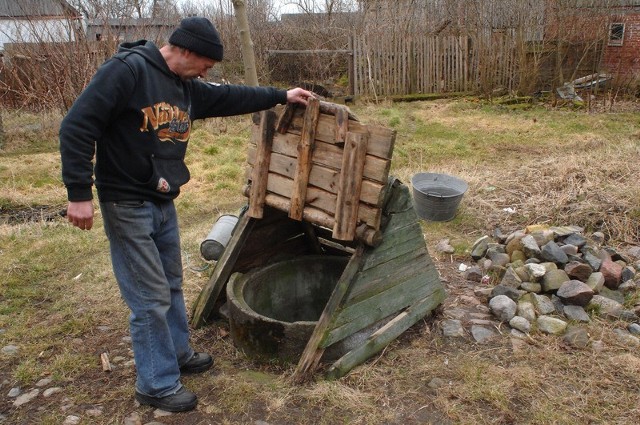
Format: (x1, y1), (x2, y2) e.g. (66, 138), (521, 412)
(459, 225), (640, 345)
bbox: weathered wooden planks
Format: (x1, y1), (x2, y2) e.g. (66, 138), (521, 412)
(288, 181), (445, 377)
(247, 110), (277, 218)
(246, 148), (385, 207)
(333, 132), (369, 241)
(324, 296), (441, 380)
(289, 98), (320, 221)
(245, 171), (381, 229)
(245, 100), (396, 244)
(321, 273), (444, 348)
(250, 128), (391, 184)
(292, 244), (365, 383)
(249, 191), (381, 247)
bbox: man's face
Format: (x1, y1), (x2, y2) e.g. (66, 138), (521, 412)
(178, 50), (217, 80)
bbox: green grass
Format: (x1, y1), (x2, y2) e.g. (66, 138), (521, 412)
(2, 99), (640, 424)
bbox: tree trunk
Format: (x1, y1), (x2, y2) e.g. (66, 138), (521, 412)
(0, 112), (4, 149)
(232, 0), (259, 86)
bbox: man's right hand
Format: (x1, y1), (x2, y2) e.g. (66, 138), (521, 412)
(66, 200), (94, 230)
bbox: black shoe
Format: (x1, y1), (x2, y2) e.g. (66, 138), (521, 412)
(180, 352), (214, 374)
(135, 387), (197, 412)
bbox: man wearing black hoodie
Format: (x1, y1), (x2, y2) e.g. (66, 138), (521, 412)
(59, 17), (313, 412)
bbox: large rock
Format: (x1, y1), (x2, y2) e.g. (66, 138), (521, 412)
(521, 235), (542, 259)
(599, 286), (625, 304)
(621, 265), (636, 282)
(500, 267), (522, 288)
(517, 299), (537, 322)
(509, 316), (531, 333)
(536, 316), (567, 335)
(541, 241), (569, 265)
(564, 261), (593, 282)
(471, 326), (499, 343)
(563, 325), (590, 348)
(560, 244), (579, 256)
(491, 284), (524, 302)
(588, 295), (624, 318)
(551, 226), (584, 238)
(441, 319), (465, 337)
(556, 280), (594, 306)
(488, 250), (510, 268)
(489, 295), (517, 322)
(471, 235), (491, 260)
(542, 269), (570, 292)
(505, 232), (525, 255)
(532, 293), (556, 315)
(464, 266), (483, 282)
(585, 272), (605, 293)
(581, 247), (602, 271)
(600, 257), (623, 289)
(524, 263), (547, 282)
(563, 233), (587, 248)
(563, 305), (591, 322)
(613, 329), (640, 348)
(520, 282), (542, 293)
(530, 229), (555, 247)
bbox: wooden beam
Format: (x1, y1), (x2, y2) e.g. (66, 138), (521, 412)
(276, 103), (297, 134)
(324, 296), (439, 380)
(247, 110), (276, 218)
(322, 275), (445, 347)
(292, 244), (365, 383)
(289, 97), (320, 220)
(191, 213), (256, 328)
(285, 112), (395, 159)
(334, 105), (349, 145)
(320, 100), (359, 121)
(255, 191), (381, 247)
(333, 132), (369, 241)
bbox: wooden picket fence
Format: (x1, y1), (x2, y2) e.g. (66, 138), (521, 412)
(351, 32), (518, 97)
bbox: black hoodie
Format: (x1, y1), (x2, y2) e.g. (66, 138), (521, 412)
(60, 40), (287, 203)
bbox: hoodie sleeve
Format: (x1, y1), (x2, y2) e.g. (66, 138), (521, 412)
(59, 58), (136, 201)
(188, 82), (287, 120)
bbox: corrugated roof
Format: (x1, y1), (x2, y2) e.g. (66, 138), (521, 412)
(0, 0), (78, 18)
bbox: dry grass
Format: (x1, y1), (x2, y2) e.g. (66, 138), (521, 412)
(2, 98), (640, 424)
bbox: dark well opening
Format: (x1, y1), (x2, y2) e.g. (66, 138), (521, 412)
(242, 255), (349, 323)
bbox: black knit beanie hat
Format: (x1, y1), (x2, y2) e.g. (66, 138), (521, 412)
(169, 17), (224, 61)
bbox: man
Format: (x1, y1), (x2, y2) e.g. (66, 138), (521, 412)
(59, 17), (313, 412)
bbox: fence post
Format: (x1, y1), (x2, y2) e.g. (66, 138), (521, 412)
(348, 35), (355, 96)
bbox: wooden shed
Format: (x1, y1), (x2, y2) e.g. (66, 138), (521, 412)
(191, 99), (446, 381)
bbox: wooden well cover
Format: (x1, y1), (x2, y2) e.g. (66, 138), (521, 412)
(245, 99), (396, 246)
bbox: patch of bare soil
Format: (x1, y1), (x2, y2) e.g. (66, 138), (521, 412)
(0, 205), (65, 225)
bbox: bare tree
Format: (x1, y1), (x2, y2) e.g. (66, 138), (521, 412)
(0, 111), (4, 149)
(232, 0), (259, 85)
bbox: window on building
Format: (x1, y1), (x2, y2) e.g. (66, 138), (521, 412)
(609, 23), (625, 46)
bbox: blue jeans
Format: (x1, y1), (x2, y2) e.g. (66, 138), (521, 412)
(100, 200), (194, 397)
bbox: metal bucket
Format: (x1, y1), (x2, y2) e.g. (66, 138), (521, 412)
(200, 214), (239, 261)
(411, 173), (468, 222)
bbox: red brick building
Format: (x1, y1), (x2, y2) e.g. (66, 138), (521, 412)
(600, 3), (640, 77)
(546, 1), (640, 81)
